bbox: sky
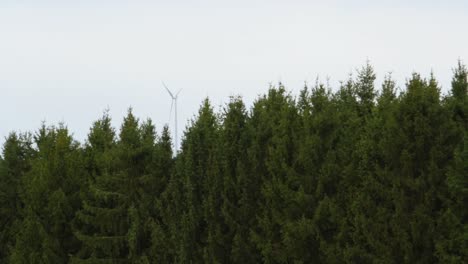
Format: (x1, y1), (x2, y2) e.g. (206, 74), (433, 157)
(1, 0), (467, 147)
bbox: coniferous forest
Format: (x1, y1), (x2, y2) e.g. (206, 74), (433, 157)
(0, 63), (467, 263)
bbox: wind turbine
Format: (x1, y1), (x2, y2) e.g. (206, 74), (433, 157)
(162, 82), (182, 152)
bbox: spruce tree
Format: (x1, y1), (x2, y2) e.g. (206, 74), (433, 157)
(145, 126), (174, 262)
(346, 75), (398, 263)
(435, 61), (467, 263)
(292, 82), (336, 263)
(250, 85), (303, 263)
(385, 73), (453, 263)
(355, 61), (377, 116)
(220, 96), (261, 263)
(174, 99), (222, 263)
(11, 124), (83, 263)
(72, 112), (129, 263)
(312, 76), (360, 263)
(158, 153), (184, 262)
(0, 133), (33, 262)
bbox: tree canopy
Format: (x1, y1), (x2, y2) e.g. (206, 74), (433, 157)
(1, 62), (466, 263)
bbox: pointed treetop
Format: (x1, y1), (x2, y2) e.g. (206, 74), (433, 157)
(452, 60), (467, 100)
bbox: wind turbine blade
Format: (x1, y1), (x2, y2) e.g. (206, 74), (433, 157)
(162, 81), (175, 98)
(176, 88), (183, 97)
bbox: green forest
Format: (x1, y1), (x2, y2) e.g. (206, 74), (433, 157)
(0, 62), (466, 263)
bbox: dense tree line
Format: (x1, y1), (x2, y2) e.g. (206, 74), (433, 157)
(0, 62), (466, 263)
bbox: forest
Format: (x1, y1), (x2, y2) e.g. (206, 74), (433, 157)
(0, 62), (466, 263)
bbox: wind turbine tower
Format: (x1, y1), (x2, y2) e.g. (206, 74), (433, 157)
(162, 82), (182, 152)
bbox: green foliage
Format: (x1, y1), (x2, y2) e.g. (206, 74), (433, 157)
(8, 124), (84, 263)
(0, 133), (33, 262)
(0, 62), (466, 263)
(436, 133), (468, 262)
(221, 96), (261, 263)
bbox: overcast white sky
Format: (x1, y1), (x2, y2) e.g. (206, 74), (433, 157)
(1, 0), (467, 147)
